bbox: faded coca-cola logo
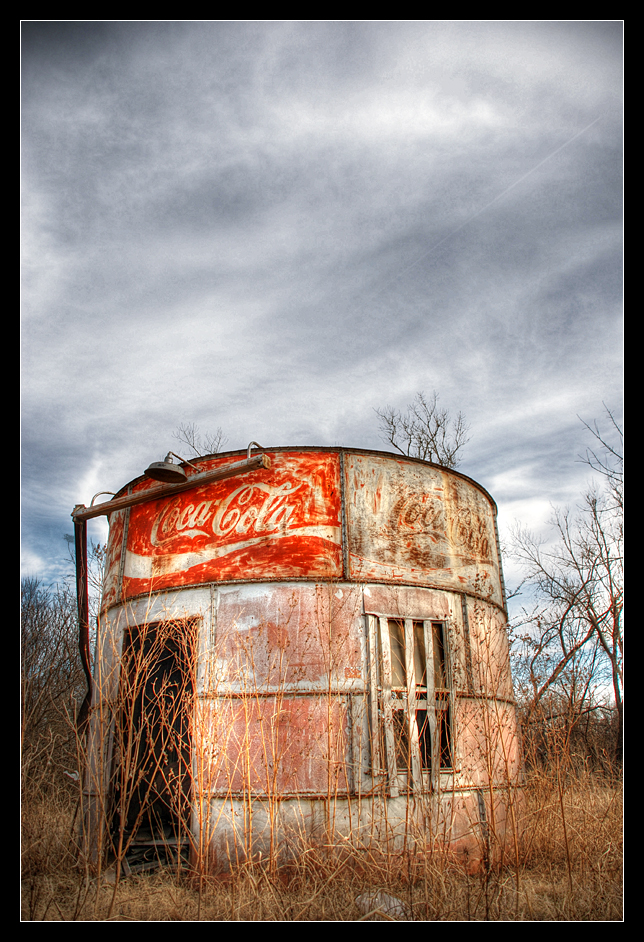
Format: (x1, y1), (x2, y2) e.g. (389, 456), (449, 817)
(449, 508), (491, 561)
(395, 494), (445, 536)
(151, 481), (303, 547)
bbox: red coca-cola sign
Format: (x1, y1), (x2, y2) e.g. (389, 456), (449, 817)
(120, 452), (342, 597)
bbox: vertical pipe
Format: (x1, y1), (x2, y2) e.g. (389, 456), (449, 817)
(74, 516), (93, 735)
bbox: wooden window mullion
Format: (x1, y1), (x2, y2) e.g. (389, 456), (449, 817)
(378, 617), (399, 797)
(404, 618), (421, 789)
(423, 620), (439, 790)
(367, 615), (382, 777)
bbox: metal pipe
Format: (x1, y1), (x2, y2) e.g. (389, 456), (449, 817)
(74, 518), (93, 734)
(90, 491), (116, 506)
(72, 452), (271, 522)
(166, 451), (199, 471)
(247, 441), (264, 460)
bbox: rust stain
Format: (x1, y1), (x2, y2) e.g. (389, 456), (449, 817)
(215, 583), (364, 688)
(344, 453), (502, 605)
(198, 695), (350, 795)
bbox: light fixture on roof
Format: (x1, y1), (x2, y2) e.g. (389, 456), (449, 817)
(144, 451), (199, 484)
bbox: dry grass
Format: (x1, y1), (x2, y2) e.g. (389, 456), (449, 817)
(21, 583), (622, 920)
(21, 765), (622, 921)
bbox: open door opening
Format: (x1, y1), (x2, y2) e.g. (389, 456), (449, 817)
(110, 619), (196, 872)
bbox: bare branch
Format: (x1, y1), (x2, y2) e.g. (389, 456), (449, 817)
(510, 408), (623, 764)
(173, 423), (228, 458)
(578, 404), (623, 511)
(374, 391), (470, 468)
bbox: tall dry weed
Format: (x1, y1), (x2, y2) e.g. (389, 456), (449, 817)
(22, 584), (622, 920)
(21, 768), (622, 921)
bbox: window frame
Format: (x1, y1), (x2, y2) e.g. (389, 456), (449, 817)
(366, 613), (455, 797)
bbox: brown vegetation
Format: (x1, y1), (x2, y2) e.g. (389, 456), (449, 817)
(21, 577), (621, 922)
(21, 759), (622, 920)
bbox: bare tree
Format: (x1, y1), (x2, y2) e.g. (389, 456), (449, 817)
(173, 422), (228, 458)
(510, 408), (623, 766)
(578, 404), (623, 512)
(65, 534), (107, 621)
(375, 391), (470, 468)
(21, 578), (86, 780)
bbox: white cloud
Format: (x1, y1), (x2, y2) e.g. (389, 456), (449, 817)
(21, 21), (622, 584)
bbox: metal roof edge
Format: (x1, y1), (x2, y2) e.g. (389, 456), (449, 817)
(113, 445), (498, 513)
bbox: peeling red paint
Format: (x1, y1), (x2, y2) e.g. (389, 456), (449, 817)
(120, 452), (342, 598)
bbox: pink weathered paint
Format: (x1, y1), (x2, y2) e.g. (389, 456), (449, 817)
(85, 448), (523, 872)
(197, 695), (350, 796)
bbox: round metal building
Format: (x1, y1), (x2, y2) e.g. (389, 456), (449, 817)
(80, 446), (523, 872)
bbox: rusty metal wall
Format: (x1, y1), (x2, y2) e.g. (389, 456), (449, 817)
(344, 452), (504, 607)
(90, 449), (522, 870)
(197, 582), (365, 798)
(102, 448), (505, 610)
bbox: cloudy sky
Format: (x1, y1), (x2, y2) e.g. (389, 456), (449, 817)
(21, 21), (623, 602)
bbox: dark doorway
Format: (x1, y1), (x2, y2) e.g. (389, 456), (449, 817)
(110, 619), (196, 868)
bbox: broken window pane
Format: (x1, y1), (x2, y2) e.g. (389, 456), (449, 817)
(372, 617), (453, 787)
